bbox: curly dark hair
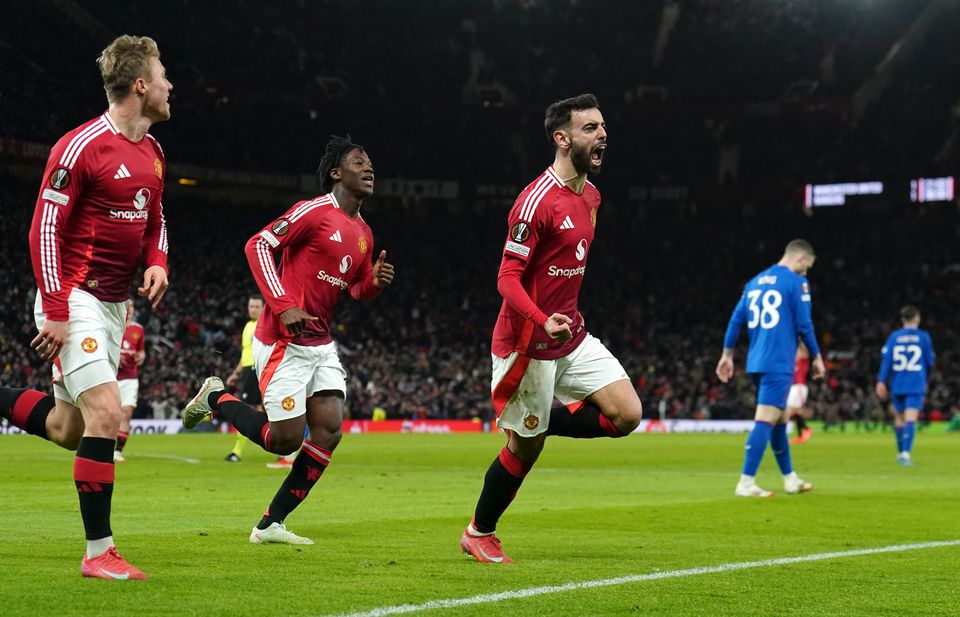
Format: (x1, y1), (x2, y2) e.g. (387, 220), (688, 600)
(316, 134), (365, 193)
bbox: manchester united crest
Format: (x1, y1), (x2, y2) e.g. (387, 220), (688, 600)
(523, 414), (540, 430)
(358, 236), (368, 255)
(81, 337), (98, 353)
(154, 158), (164, 179)
(281, 396), (296, 411)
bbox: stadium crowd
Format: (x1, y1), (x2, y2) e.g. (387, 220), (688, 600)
(1, 177), (957, 424)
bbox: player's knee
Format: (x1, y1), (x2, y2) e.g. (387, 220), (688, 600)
(619, 398), (643, 433)
(310, 426), (343, 452)
(508, 431), (546, 462)
(43, 400), (83, 450)
(308, 427), (342, 452)
(58, 427), (83, 451)
(83, 406), (122, 436)
(607, 398), (642, 434)
(272, 433), (304, 456)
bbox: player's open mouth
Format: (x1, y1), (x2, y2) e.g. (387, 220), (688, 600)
(361, 175), (374, 184)
(591, 145), (606, 164)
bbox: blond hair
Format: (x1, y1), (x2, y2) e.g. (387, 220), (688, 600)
(97, 35), (160, 103)
(784, 238), (815, 258)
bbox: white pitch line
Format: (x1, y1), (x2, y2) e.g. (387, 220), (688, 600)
(316, 540), (960, 617)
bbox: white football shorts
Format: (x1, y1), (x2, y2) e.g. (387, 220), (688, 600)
(491, 333), (630, 437)
(253, 337), (347, 421)
(118, 378), (139, 408)
(34, 287), (124, 406)
(787, 384), (809, 409)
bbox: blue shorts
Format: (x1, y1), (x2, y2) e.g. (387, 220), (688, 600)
(891, 394), (924, 413)
(750, 372), (793, 410)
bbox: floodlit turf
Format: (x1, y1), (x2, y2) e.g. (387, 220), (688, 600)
(1, 429), (958, 616)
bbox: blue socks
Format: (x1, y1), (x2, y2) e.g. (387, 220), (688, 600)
(769, 423), (794, 475)
(902, 421), (916, 454)
(742, 421), (773, 476)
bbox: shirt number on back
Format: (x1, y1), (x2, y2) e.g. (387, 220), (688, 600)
(746, 289), (782, 329)
(892, 345), (922, 372)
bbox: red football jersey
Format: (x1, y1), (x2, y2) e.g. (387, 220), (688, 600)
(117, 322), (145, 381)
(29, 112), (168, 321)
(491, 166), (600, 360)
(246, 193), (381, 346)
(793, 356), (810, 385)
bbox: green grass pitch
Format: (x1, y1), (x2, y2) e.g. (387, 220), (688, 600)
(1, 429), (958, 616)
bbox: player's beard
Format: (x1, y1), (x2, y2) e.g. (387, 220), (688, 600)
(571, 142), (600, 176)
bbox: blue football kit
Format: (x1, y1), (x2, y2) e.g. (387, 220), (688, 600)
(724, 264), (821, 409)
(723, 263), (822, 485)
(878, 327), (935, 412)
(878, 326), (934, 462)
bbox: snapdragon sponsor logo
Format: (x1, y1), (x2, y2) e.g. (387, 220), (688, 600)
(317, 270), (348, 289)
(109, 209), (149, 221)
(547, 264), (586, 278)
(575, 238), (587, 261)
(133, 188), (150, 210)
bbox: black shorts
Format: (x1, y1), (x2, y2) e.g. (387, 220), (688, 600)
(238, 366), (262, 405)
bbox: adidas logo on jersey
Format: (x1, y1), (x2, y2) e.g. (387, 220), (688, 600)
(559, 215), (575, 230)
(329, 230), (343, 243)
(113, 164), (131, 179)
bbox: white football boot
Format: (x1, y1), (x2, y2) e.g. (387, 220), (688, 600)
(735, 482), (774, 497)
(249, 522), (314, 545)
(784, 473), (814, 494)
(181, 376), (224, 429)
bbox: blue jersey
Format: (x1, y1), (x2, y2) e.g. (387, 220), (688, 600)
(723, 264), (821, 374)
(878, 327), (934, 395)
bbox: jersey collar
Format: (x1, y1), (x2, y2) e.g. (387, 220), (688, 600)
(102, 111), (119, 135)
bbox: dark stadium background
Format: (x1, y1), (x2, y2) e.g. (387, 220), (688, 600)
(1, 0), (957, 427)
